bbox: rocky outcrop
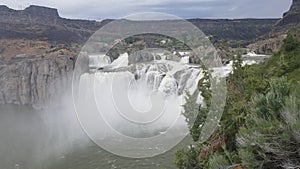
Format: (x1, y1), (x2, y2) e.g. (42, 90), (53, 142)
(128, 50), (157, 64)
(0, 55), (75, 108)
(23, 5), (59, 17)
(247, 34), (287, 54)
(0, 5), (59, 24)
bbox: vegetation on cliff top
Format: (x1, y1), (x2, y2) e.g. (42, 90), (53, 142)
(175, 28), (300, 169)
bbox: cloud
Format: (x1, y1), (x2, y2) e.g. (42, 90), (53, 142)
(0, 0), (292, 19)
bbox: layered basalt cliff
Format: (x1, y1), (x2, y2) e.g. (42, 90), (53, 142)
(0, 55), (75, 108)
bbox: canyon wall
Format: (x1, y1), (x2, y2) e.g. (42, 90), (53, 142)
(0, 55), (75, 108)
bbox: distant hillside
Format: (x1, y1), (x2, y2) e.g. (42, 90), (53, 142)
(188, 18), (278, 47)
(0, 5), (278, 47)
(0, 5), (107, 44)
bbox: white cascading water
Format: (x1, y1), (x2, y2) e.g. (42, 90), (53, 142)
(83, 53), (202, 133)
(75, 52), (206, 157)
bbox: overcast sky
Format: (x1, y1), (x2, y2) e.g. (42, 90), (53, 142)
(1, 0), (292, 20)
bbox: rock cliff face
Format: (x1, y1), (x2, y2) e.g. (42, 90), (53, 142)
(0, 55), (75, 108)
(277, 0), (300, 28)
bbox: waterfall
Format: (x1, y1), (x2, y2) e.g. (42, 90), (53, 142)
(74, 51), (252, 158)
(73, 52), (205, 157)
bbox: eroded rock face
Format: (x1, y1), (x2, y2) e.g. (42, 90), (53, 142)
(247, 35), (287, 54)
(0, 55), (75, 108)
